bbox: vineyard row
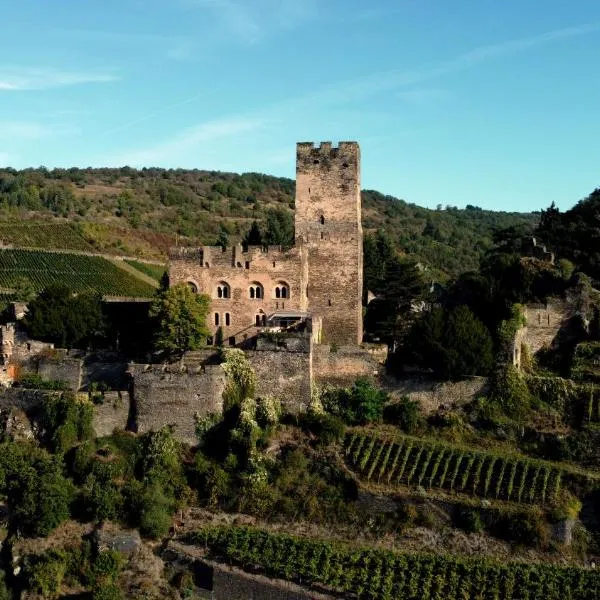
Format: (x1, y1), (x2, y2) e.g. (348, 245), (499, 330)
(344, 431), (570, 505)
(194, 525), (600, 600)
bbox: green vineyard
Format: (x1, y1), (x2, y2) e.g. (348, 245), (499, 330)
(0, 222), (94, 251)
(344, 430), (590, 505)
(124, 259), (166, 282)
(0, 249), (155, 297)
(194, 525), (600, 600)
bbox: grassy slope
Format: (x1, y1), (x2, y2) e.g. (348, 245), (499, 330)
(0, 168), (538, 279)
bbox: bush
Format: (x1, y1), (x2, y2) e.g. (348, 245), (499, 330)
(13, 372), (70, 390)
(299, 412), (345, 446)
(25, 550), (67, 599)
(454, 508), (484, 533)
(93, 583), (124, 600)
(321, 378), (388, 425)
(383, 396), (420, 433)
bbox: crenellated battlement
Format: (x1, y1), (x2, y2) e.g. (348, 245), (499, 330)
(296, 141), (359, 163)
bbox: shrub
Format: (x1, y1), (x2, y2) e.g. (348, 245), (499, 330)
(454, 508), (484, 533)
(25, 550), (67, 599)
(322, 378), (388, 425)
(93, 583), (125, 600)
(13, 372), (70, 390)
(299, 412), (345, 446)
(383, 396), (420, 433)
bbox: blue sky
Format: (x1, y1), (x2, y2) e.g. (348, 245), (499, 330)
(1, 1), (600, 212)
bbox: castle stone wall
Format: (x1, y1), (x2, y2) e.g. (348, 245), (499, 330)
(312, 344), (384, 387)
(247, 347), (312, 413)
(129, 364), (226, 445)
(92, 391), (131, 437)
(169, 244), (305, 346)
(523, 299), (571, 355)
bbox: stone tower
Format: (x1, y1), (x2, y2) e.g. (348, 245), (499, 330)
(295, 141), (363, 345)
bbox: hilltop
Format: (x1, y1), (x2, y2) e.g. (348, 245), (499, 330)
(0, 167), (537, 280)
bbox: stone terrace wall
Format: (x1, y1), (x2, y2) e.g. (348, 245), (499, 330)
(383, 377), (489, 414)
(312, 344), (385, 388)
(247, 348), (312, 413)
(129, 364), (226, 445)
(92, 391), (131, 437)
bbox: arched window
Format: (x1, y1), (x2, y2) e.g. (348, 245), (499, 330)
(255, 315), (261, 326)
(273, 282), (290, 300)
(214, 313), (220, 326)
(187, 281), (199, 293)
(215, 281), (230, 299)
(320, 215), (325, 225)
(249, 282), (263, 299)
(225, 313), (230, 326)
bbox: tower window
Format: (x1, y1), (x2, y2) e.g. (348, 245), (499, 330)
(225, 313), (230, 326)
(328, 299), (332, 306)
(255, 315), (261, 326)
(215, 281), (230, 299)
(245, 261), (250, 269)
(229, 336), (236, 346)
(273, 282), (290, 300)
(214, 313), (220, 326)
(320, 215), (325, 225)
(249, 282), (263, 299)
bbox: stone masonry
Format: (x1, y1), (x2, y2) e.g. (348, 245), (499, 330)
(169, 141), (363, 346)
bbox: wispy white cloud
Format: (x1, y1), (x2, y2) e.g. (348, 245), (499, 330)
(0, 67), (118, 91)
(99, 91), (217, 138)
(111, 116), (267, 166)
(0, 121), (76, 139)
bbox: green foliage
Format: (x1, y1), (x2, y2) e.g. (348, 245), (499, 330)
(23, 284), (106, 348)
(123, 259), (166, 281)
(24, 549), (67, 599)
(149, 283), (211, 355)
(13, 372), (69, 390)
(407, 305), (494, 379)
(194, 524), (600, 600)
(262, 208), (294, 248)
(383, 396), (420, 433)
(571, 341), (600, 383)
(0, 249), (154, 297)
(537, 193), (600, 282)
(299, 411), (346, 446)
(320, 378), (388, 425)
(38, 392), (94, 453)
(221, 348), (256, 410)
(489, 364), (533, 419)
(454, 508), (484, 533)
(343, 429), (585, 505)
(0, 442), (75, 536)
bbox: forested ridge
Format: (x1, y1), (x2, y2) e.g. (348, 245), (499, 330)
(0, 166), (537, 278)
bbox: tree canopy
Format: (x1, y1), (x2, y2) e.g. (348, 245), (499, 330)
(149, 283), (211, 356)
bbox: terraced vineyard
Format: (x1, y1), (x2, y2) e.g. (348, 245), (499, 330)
(344, 430), (595, 505)
(195, 525), (600, 600)
(0, 249), (155, 297)
(0, 222), (94, 251)
(124, 259), (166, 282)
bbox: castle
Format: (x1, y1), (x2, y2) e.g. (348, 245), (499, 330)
(169, 141), (364, 347)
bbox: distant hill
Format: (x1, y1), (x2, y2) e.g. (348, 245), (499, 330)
(0, 167), (538, 280)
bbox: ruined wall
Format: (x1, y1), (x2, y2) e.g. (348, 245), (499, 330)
(523, 299), (571, 355)
(247, 347), (312, 413)
(34, 353), (83, 390)
(383, 377), (489, 414)
(296, 142), (363, 345)
(129, 364), (226, 445)
(92, 391), (130, 437)
(312, 344), (385, 388)
(169, 244), (305, 346)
